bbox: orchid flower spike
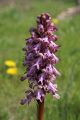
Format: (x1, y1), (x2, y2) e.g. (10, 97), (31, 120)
(21, 13), (60, 105)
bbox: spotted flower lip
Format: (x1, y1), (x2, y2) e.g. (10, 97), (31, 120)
(21, 13), (60, 105)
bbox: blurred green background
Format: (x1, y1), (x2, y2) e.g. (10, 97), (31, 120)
(0, 0), (80, 120)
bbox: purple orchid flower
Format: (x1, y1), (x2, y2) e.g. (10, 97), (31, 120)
(21, 13), (60, 105)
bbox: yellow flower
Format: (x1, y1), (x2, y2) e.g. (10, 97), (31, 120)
(52, 18), (59, 24)
(6, 67), (17, 75)
(4, 60), (16, 67)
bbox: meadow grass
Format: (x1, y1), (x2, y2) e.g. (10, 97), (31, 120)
(0, 0), (80, 120)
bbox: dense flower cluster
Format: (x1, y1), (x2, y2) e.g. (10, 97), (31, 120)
(21, 13), (60, 105)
